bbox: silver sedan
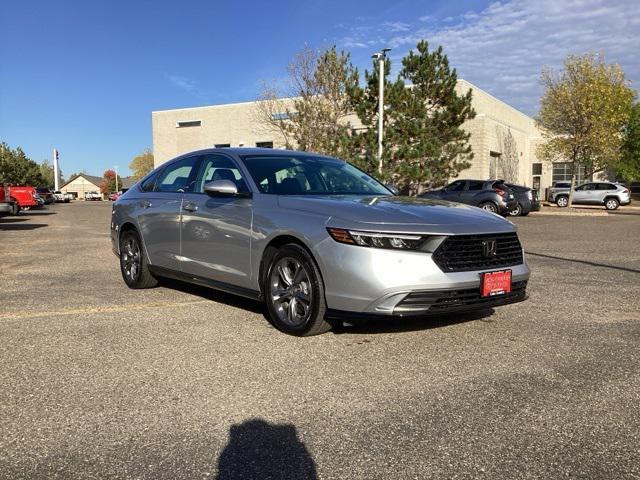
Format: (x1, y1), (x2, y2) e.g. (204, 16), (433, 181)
(111, 148), (530, 336)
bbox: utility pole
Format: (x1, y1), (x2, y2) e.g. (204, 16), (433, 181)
(53, 149), (60, 190)
(114, 166), (119, 192)
(372, 48), (391, 174)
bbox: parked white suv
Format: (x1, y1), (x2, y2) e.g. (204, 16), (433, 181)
(554, 182), (631, 210)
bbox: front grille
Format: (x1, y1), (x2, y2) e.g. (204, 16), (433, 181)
(432, 232), (523, 272)
(395, 281), (528, 314)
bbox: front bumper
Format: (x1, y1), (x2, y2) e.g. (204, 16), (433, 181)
(328, 281), (528, 319)
(315, 239), (530, 315)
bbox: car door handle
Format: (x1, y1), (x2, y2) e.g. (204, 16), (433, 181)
(140, 200), (152, 209)
(182, 202), (198, 212)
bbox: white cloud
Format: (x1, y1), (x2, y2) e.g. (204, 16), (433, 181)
(340, 0), (640, 115)
(383, 21), (411, 32)
(167, 75), (196, 93)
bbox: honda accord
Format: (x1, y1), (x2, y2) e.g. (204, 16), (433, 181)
(111, 148), (529, 336)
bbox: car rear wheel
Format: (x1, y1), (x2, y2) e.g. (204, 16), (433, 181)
(508, 203), (523, 217)
(479, 201), (498, 214)
(119, 229), (158, 289)
(605, 198), (619, 210)
(556, 195), (569, 208)
(265, 244), (331, 336)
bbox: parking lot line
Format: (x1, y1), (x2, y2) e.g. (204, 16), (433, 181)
(0, 299), (211, 321)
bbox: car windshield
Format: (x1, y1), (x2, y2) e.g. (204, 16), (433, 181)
(241, 154), (392, 196)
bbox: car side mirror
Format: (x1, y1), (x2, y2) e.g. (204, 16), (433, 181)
(204, 180), (239, 197)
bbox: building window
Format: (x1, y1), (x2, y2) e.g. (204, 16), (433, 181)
(552, 162), (586, 184)
(532, 163), (542, 175)
(214, 144), (230, 148)
(176, 120), (201, 128)
(489, 152), (500, 179)
(256, 141), (273, 148)
(271, 112), (298, 121)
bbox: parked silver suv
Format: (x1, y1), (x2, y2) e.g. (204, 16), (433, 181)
(111, 149), (530, 336)
(552, 182), (631, 210)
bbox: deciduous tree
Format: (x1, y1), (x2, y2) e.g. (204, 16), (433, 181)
(536, 53), (635, 206)
(129, 149), (154, 180)
(255, 45), (359, 158)
(618, 102), (640, 182)
(100, 169), (117, 195)
(0, 142), (49, 186)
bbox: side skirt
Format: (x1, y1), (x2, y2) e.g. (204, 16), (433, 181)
(148, 265), (262, 302)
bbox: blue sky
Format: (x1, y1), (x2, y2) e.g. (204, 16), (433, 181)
(1, 0), (638, 177)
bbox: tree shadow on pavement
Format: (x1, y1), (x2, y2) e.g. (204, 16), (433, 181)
(216, 419), (317, 480)
(0, 223), (47, 231)
(331, 308), (495, 335)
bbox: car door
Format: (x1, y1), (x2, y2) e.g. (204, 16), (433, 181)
(596, 183), (616, 203)
(440, 180), (467, 202)
(460, 180), (484, 204)
(136, 156), (199, 271)
(180, 153), (254, 289)
(572, 183), (594, 204)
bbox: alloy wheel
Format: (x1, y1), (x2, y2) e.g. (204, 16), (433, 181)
(557, 197), (568, 207)
(481, 202), (497, 213)
(606, 199), (618, 210)
(269, 257), (312, 327)
(122, 237), (141, 282)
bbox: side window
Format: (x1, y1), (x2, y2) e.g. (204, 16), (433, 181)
(575, 184), (588, 191)
(448, 181), (465, 191)
(139, 171), (158, 192)
(467, 181), (484, 191)
(599, 183), (616, 190)
(155, 156), (199, 193)
(195, 155), (248, 194)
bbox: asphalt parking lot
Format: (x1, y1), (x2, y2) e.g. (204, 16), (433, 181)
(1, 202), (639, 479)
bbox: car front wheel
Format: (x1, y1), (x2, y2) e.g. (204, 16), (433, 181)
(265, 244), (331, 336)
(119, 229), (158, 289)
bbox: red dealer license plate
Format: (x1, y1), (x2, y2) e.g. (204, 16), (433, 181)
(481, 270), (512, 297)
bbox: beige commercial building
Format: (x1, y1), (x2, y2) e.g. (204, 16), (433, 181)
(61, 174), (135, 200)
(152, 79), (579, 192)
(60, 174), (103, 200)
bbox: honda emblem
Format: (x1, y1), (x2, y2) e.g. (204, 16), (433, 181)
(482, 239), (497, 258)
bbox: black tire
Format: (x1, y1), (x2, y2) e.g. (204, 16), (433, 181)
(119, 229), (158, 289)
(556, 195), (569, 208)
(508, 203), (523, 217)
(604, 197), (619, 210)
(264, 243), (331, 336)
(521, 211), (530, 217)
(479, 201), (498, 214)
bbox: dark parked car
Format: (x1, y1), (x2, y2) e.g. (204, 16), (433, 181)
(504, 183), (540, 216)
(420, 179), (517, 216)
(36, 187), (55, 204)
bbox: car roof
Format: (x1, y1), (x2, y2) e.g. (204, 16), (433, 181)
(176, 147), (334, 159)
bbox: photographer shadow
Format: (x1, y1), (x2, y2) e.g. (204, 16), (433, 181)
(216, 419), (317, 480)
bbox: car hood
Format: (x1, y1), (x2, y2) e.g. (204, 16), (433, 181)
(277, 195), (514, 235)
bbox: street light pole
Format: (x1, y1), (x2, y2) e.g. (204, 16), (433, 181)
(372, 48), (391, 174)
(114, 166), (119, 193)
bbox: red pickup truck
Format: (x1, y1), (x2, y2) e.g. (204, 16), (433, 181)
(0, 184), (19, 217)
(8, 186), (39, 210)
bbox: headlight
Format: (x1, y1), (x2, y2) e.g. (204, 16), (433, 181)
(327, 228), (430, 250)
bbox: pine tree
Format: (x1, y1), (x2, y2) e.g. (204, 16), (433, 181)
(348, 41), (476, 194)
